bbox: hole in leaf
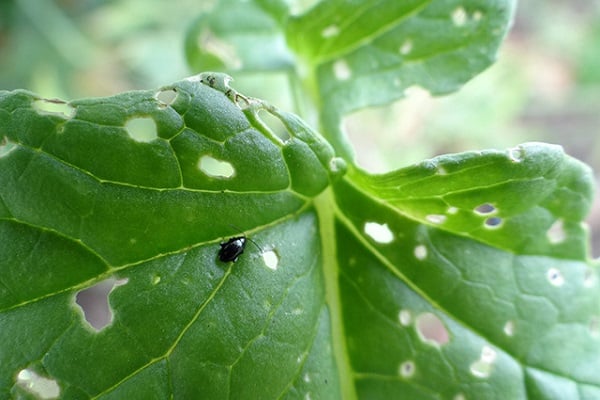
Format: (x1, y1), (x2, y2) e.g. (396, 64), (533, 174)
(474, 203), (496, 215)
(33, 98), (75, 118)
(75, 278), (128, 331)
(447, 206), (459, 215)
(546, 219), (566, 244)
(0, 136), (17, 158)
(546, 267), (565, 287)
(415, 312), (449, 346)
(503, 320), (515, 336)
(508, 146), (524, 162)
(414, 245), (427, 260)
(469, 346), (496, 379)
(453, 393), (467, 400)
(473, 10), (484, 21)
(398, 309), (412, 326)
(321, 25), (340, 38)
(398, 361), (416, 378)
(262, 249), (279, 271)
(426, 214), (446, 224)
(152, 274), (161, 285)
(258, 110), (291, 141)
(451, 7), (468, 26)
(484, 217), (503, 228)
(364, 222), (394, 244)
(198, 155), (235, 178)
(125, 116), (157, 142)
(333, 59), (352, 81)
(399, 39), (413, 55)
(155, 88), (178, 106)
(16, 368), (60, 399)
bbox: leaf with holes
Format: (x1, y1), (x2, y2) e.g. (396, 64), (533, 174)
(0, 79), (345, 399)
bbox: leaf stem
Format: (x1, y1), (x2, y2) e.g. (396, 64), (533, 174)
(315, 188), (357, 400)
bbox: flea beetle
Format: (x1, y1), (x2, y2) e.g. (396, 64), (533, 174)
(218, 236), (247, 263)
(218, 231), (262, 263)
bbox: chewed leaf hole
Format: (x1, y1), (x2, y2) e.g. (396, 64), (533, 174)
(125, 116), (157, 142)
(33, 98), (75, 118)
(414, 245), (427, 260)
(258, 110), (291, 141)
(398, 309), (412, 326)
(503, 320), (515, 336)
(399, 39), (413, 55)
(426, 214), (446, 224)
(484, 217), (503, 228)
(321, 24), (340, 38)
(364, 222), (394, 244)
(198, 155), (235, 178)
(398, 361), (416, 378)
(333, 59), (352, 81)
(416, 313), (449, 346)
(474, 203), (496, 215)
(16, 368), (60, 399)
(262, 249), (279, 271)
(75, 278), (128, 331)
(155, 88), (178, 105)
(546, 219), (566, 244)
(451, 7), (468, 26)
(546, 268), (565, 286)
(470, 346), (497, 378)
(508, 146), (524, 162)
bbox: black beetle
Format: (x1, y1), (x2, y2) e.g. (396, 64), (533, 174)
(218, 236), (247, 263)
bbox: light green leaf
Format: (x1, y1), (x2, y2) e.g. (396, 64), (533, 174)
(331, 144), (599, 399)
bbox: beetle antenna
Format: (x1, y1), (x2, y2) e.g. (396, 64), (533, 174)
(227, 223), (263, 252)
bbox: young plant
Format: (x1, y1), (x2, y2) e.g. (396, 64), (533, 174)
(1, 1), (598, 399)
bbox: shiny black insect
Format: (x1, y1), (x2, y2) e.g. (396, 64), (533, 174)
(218, 236), (247, 263)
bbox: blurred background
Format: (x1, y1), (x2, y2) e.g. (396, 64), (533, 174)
(1, 0), (599, 257)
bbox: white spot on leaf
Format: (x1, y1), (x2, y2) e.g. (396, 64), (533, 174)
(364, 222), (394, 244)
(503, 320), (515, 336)
(198, 155), (235, 178)
(426, 214), (446, 224)
(547, 219), (566, 244)
(547, 268), (565, 286)
(451, 7), (468, 26)
(321, 25), (340, 38)
(414, 245), (427, 260)
(469, 346), (497, 378)
(398, 360), (416, 378)
(333, 59), (352, 81)
(125, 116), (157, 142)
(262, 250), (279, 271)
(399, 39), (413, 55)
(16, 369), (60, 399)
(398, 309), (412, 326)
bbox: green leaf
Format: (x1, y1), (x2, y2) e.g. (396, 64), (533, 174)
(332, 145), (599, 398)
(2, 77), (599, 399)
(0, 80), (343, 399)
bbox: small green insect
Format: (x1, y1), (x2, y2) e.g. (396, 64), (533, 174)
(198, 72), (249, 106)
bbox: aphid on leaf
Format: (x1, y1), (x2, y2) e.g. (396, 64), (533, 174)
(218, 228), (262, 263)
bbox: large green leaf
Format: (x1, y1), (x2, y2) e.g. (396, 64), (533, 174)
(1, 78), (598, 399)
